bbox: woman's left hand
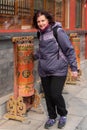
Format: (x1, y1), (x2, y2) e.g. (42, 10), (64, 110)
(71, 71), (78, 80)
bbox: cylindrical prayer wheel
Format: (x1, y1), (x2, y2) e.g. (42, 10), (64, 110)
(13, 36), (34, 97)
(17, 44), (34, 97)
(5, 36), (40, 122)
(71, 38), (80, 70)
(66, 34), (81, 84)
(70, 33), (80, 70)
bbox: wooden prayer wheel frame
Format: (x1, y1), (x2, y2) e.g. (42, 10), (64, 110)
(4, 36), (40, 122)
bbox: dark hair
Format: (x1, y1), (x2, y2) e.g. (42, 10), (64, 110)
(33, 10), (55, 29)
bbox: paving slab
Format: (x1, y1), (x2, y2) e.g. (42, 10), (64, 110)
(76, 116), (87, 130)
(68, 97), (87, 116)
(76, 88), (87, 100)
(0, 108), (46, 130)
(0, 119), (43, 130)
(63, 84), (83, 102)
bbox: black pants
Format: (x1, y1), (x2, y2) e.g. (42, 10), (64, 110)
(41, 76), (68, 119)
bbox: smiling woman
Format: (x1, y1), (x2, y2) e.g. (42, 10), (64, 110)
(33, 10), (78, 129)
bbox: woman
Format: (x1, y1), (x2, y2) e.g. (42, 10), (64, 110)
(33, 10), (78, 129)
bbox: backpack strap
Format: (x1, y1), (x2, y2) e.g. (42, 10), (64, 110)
(37, 31), (40, 39)
(53, 26), (63, 52)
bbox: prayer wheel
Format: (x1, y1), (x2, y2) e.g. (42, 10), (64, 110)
(4, 36), (40, 122)
(66, 33), (81, 84)
(70, 33), (80, 70)
(17, 43), (34, 97)
(12, 36), (34, 98)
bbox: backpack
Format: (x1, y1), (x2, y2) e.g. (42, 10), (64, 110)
(37, 26), (64, 58)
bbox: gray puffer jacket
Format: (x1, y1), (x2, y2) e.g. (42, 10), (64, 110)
(34, 22), (77, 77)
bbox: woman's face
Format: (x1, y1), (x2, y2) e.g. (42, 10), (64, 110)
(37, 15), (49, 30)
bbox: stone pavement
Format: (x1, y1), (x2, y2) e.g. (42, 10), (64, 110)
(0, 59), (87, 130)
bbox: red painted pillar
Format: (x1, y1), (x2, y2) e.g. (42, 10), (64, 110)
(85, 1), (87, 59)
(69, 0), (76, 30)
